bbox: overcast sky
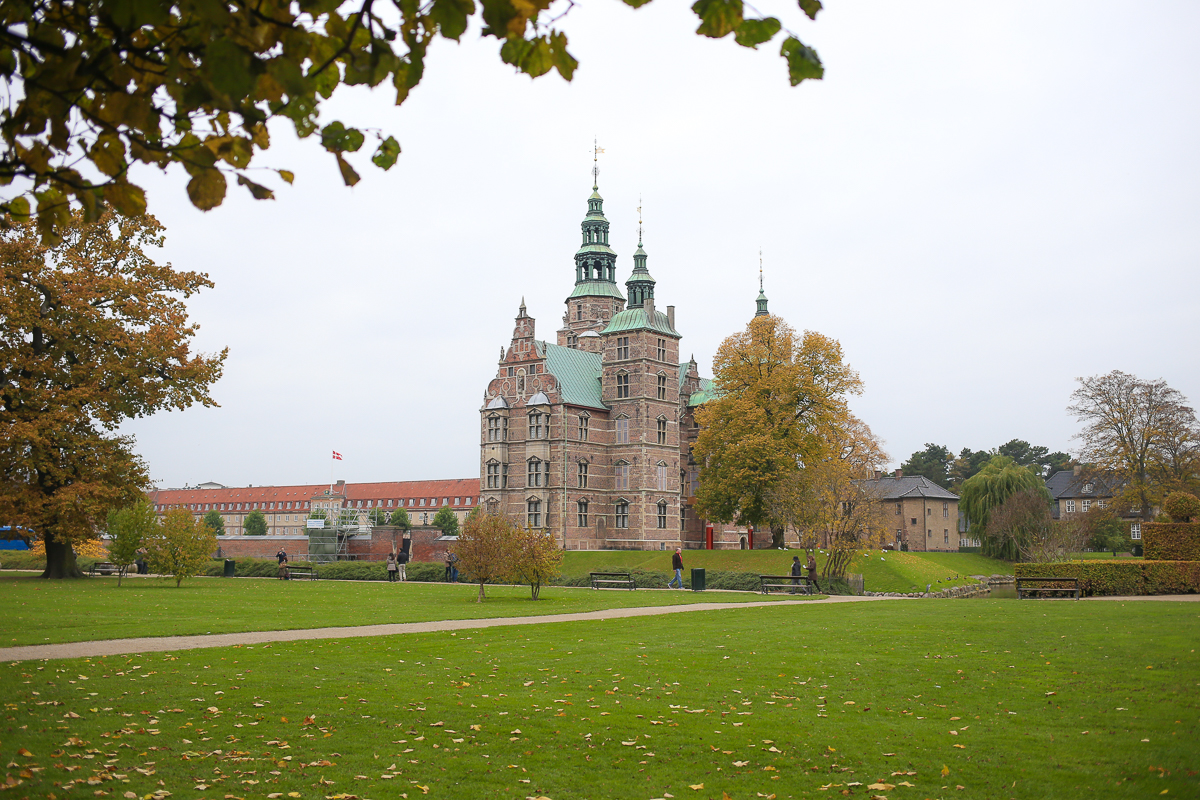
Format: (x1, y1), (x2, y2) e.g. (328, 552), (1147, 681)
(120, 0), (1200, 489)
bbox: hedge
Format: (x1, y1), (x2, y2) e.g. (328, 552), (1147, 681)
(1142, 522), (1200, 561)
(1014, 560), (1200, 596)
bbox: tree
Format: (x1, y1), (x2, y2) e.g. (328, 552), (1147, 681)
(773, 415), (889, 579)
(959, 456), (1050, 560)
(243, 509), (268, 536)
(0, 0), (825, 239)
(899, 444), (952, 488)
(1069, 371), (1200, 521)
(367, 507), (389, 526)
(509, 525), (563, 600)
(994, 439), (1074, 478)
(948, 447), (992, 489)
(694, 315), (862, 548)
(454, 511), (518, 602)
(105, 498), (155, 586)
(432, 505), (460, 537)
(0, 211), (225, 578)
(985, 490), (1086, 564)
(388, 507), (412, 531)
(144, 508), (217, 587)
(202, 509), (225, 535)
(1079, 507), (1131, 555)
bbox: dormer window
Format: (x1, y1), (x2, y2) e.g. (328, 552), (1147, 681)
(1082, 483), (1094, 494)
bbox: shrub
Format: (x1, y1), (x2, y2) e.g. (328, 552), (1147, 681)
(1142, 522), (1200, 561)
(1015, 560), (1200, 595)
(1162, 492), (1200, 523)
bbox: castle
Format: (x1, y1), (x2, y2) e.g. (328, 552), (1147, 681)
(478, 178), (763, 550)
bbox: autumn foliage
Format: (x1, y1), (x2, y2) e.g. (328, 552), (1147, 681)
(144, 508), (218, 588)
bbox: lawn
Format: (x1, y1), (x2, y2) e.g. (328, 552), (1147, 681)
(0, 600), (1195, 799)
(0, 575), (812, 647)
(561, 550), (1013, 594)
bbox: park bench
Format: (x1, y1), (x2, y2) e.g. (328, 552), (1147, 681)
(590, 571), (635, 590)
(286, 563), (318, 580)
(1016, 576), (1079, 600)
(760, 574), (815, 595)
(88, 562), (121, 577)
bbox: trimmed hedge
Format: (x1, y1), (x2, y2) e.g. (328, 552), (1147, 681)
(1142, 522), (1200, 561)
(1014, 560), (1200, 596)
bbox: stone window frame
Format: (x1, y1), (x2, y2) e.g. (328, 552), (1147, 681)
(657, 500), (668, 529)
(527, 497), (542, 528)
(656, 416), (668, 445)
(486, 414), (507, 442)
(656, 338), (666, 361)
(656, 461), (669, 491)
(577, 459), (589, 489)
(942, 501), (949, 517)
(578, 412), (590, 441)
(615, 499), (630, 529)
(577, 499), (589, 527)
(616, 370), (630, 399)
(614, 461), (631, 491)
(528, 409), (546, 440)
(656, 372), (667, 400)
(615, 415), (630, 444)
(527, 457), (545, 488)
(485, 460), (502, 489)
(616, 336), (630, 360)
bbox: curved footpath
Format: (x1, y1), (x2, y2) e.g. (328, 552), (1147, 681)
(1, 592), (1193, 663)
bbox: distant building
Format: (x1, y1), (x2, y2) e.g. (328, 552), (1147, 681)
(147, 478), (479, 536)
(1045, 466), (1143, 541)
(859, 470), (962, 551)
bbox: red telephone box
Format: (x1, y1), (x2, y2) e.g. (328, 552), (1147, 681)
(705, 523), (714, 550)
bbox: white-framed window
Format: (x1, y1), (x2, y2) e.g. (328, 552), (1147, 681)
(1130, 522), (1141, 540)
(944, 530), (949, 544)
(578, 413), (589, 441)
(578, 461), (589, 488)
(1082, 483), (1094, 494)
(1065, 500), (1075, 513)
(577, 500), (588, 527)
(527, 459), (544, 488)
(615, 463), (630, 491)
(420, 498), (426, 506)
(1097, 499), (1106, 508)
(616, 336), (630, 360)
(615, 501), (629, 529)
(454, 497), (460, 505)
(657, 501), (668, 529)
(616, 372), (630, 399)
(527, 499), (541, 528)
(1082, 499), (1091, 512)
(656, 463), (668, 491)
(657, 417), (667, 444)
(615, 417), (630, 444)
(943, 502), (949, 517)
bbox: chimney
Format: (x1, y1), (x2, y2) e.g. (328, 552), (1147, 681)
(667, 305), (675, 330)
(1073, 465), (1081, 476)
(644, 295), (655, 319)
(874, 470), (882, 480)
(894, 469), (903, 478)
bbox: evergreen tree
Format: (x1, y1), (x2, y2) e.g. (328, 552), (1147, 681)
(899, 444), (953, 488)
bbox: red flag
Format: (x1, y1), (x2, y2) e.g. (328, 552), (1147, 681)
(332, 450), (343, 460)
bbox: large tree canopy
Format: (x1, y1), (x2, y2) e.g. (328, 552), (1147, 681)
(958, 456), (1049, 560)
(692, 314), (861, 548)
(0, 210), (225, 577)
(0, 0), (825, 239)
(1069, 370), (1200, 519)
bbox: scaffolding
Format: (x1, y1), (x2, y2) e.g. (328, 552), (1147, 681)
(306, 507), (374, 563)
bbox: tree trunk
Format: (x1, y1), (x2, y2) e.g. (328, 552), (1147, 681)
(477, 581), (485, 602)
(771, 526), (786, 549)
(41, 537), (84, 579)
(530, 581), (541, 600)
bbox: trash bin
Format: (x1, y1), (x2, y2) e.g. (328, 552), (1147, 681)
(691, 567), (705, 592)
(223, 559), (236, 578)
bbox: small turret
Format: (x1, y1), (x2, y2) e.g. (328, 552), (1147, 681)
(755, 252), (769, 317)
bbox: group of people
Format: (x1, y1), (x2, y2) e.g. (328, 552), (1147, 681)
(385, 548), (410, 581)
(667, 547), (821, 592)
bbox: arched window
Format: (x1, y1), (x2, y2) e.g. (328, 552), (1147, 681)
(657, 501), (668, 529)
(615, 500), (629, 529)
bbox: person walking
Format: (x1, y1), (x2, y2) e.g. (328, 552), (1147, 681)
(806, 551), (820, 593)
(386, 552), (398, 582)
(790, 555), (804, 594)
(397, 546), (409, 582)
(668, 547), (684, 589)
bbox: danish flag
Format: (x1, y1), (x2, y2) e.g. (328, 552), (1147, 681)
(332, 450), (343, 460)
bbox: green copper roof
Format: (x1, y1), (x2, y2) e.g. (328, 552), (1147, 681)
(602, 307), (679, 337)
(541, 342), (606, 410)
(567, 281), (625, 301)
(687, 377), (717, 407)
(576, 243), (616, 256)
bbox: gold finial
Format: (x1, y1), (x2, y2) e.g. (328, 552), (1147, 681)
(592, 137), (605, 189)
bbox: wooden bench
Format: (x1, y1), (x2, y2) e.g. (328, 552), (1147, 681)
(286, 563), (318, 580)
(1016, 576), (1079, 600)
(89, 562), (121, 577)
(590, 571), (635, 590)
(760, 574), (815, 595)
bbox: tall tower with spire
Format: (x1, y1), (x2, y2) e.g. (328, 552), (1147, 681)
(755, 249), (769, 317)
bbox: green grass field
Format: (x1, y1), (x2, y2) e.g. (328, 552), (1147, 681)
(0, 575), (812, 647)
(0, 600), (1195, 799)
(561, 550), (1013, 594)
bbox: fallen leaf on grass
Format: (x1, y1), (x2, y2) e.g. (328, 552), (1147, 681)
(689, 784), (704, 790)
(867, 783), (894, 791)
(733, 761), (750, 767)
(953, 744), (965, 749)
(941, 765), (950, 777)
(16, 749), (32, 757)
(897, 781), (915, 787)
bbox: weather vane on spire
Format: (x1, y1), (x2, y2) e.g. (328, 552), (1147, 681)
(592, 137), (605, 189)
(638, 194), (643, 247)
(759, 247), (764, 292)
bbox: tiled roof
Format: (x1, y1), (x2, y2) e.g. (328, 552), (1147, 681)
(542, 342), (607, 410)
(1045, 470), (1121, 499)
(148, 478), (480, 508)
(602, 307), (679, 336)
(859, 475), (959, 500)
(567, 281), (625, 301)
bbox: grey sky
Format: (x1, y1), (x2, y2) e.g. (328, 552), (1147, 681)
(120, 0), (1200, 488)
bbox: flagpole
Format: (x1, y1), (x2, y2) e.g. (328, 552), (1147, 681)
(330, 449), (334, 493)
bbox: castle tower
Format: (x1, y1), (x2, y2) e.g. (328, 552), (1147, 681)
(559, 177), (626, 348)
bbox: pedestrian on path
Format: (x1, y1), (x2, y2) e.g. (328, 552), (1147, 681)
(806, 552), (820, 593)
(790, 555), (803, 594)
(386, 552), (398, 582)
(669, 548), (684, 589)
(397, 547), (408, 581)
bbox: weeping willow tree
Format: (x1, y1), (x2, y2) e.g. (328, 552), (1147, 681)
(959, 456), (1050, 560)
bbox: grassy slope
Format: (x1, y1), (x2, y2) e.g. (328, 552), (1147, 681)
(0, 575), (809, 646)
(0, 601), (1194, 799)
(562, 550), (1013, 593)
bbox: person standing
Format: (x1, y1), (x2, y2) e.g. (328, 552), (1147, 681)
(668, 547), (684, 589)
(790, 555), (804, 594)
(806, 552), (820, 593)
(449, 551), (459, 583)
(397, 546), (409, 582)
(277, 549), (289, 580)
(444, 550), (454, 582)
(386, 551), (398, 582)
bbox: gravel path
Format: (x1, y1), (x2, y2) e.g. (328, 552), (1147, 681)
(0, 594), (894, 662)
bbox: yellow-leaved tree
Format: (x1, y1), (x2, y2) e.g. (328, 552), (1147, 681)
(0, 211), (226, 578)
(509, 525), (563, 600)
(144, 508), (218, 588)
(693, 314), (862, 548)
(454, 509), (518, 603)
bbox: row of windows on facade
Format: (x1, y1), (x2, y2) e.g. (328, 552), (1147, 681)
(487, 413), (670, 444)
(1063, 499), (1107, 513)
(525, 498), (678, 530)
(610, 336), (670, 363)
(896, 502), (953, 517)
(487, 461), (673, 491)
(156, 496), (475, 513)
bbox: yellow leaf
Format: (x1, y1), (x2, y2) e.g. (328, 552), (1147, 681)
(16, 748), (32, 757)
(953, 744), (965, 749)
(941, 765), (950, 777)
(689, 784), (704, 790)
(867, 783), (894, 791)
(827, 746), (836, 752)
